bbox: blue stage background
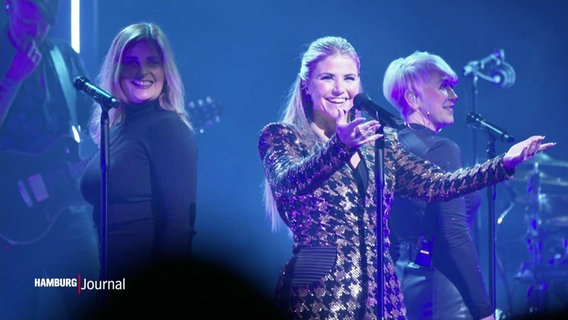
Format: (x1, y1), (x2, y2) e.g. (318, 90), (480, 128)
(46, 1), (568, 317)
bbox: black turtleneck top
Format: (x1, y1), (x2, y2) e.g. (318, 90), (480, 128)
(80, 99), (197, 278)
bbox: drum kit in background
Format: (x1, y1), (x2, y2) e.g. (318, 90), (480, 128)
(496, 152), (568, 316)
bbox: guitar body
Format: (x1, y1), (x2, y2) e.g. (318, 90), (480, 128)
(0, 98), (220, 245)
(0, 136), (89, 245)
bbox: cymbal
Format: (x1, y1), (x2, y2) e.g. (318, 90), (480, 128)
(513, 193), (568, 212)
(543, 216), (568, 230)
(521, 152), (568, 168)
(510, 169), (568, 187)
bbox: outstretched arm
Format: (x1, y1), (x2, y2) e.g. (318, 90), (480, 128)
(502, 135), (555, 170)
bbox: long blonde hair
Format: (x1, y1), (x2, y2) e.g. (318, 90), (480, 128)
(87, 22), (191, 145)
(263, 36), (361, 232)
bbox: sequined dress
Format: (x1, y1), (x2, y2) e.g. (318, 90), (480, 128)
(258, 123), (513, 320)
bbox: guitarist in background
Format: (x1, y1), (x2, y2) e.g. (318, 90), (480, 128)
(0, 0), (100, 319)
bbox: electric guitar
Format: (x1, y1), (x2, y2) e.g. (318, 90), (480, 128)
(0, 137), (88, 245)
(0, 97), (222, 245)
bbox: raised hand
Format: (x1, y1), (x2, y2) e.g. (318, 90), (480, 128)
(6, 37), (43, 83)
(336, 109), (382, 149)
(502, 135), (556, 170)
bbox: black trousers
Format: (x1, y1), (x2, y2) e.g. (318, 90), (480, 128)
(395, 241), (473, 320)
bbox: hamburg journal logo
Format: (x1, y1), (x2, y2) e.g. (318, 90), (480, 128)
(34, 274), (126, 294)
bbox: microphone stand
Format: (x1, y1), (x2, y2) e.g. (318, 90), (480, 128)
(74, 77), (118, 306)
(484, 136), (498, 313)
(375, 124), (385, 320)
(469, 74), (480, 165)
(354, 94), (404, 318)
(364, 109), (387, 319)
(465, 63), (497, 315)
(466, 71), (482, 257)
(464, 50), (516, 316)
(99, 102), (113, 284)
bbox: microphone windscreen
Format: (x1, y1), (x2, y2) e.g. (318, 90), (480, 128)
(353, 93), (370, 109)
(73, 76), (89, 90)
(466, 112), (482, 126)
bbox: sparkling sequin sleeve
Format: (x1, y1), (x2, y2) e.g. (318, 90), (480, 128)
(258, 122), (355, 197)
(384, 127), (515, 201)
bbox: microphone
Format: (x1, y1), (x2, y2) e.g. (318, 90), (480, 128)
(462, 49), (516, 89)
(466, 111), (515, 143)
(463, 49), (504, 77)
(353, 93), (405, 129)
(73, 76), (120, 108)
(489, 62), (516, 89)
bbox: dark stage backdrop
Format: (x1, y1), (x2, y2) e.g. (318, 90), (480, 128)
(50, 0), (568, 317)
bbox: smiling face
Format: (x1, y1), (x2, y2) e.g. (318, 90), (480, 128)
(414, 71), (458, 132)
(119, 39), (165, 104)
(306, 54), (360, 133)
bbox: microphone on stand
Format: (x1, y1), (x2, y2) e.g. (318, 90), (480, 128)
(353, 93), (405, 129)
(462, 49), (516, 88)
(466, 111), (515, 143)
(73, 76), (120, 108)
(463, 49), (504, 76)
